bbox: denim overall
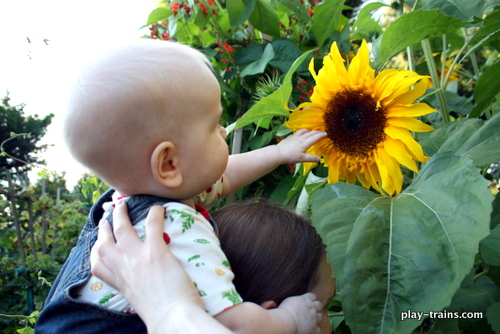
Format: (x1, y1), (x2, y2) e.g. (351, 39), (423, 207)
(35, 189), (217, 333)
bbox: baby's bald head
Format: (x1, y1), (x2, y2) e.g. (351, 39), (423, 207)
(63, 39), (215, 194)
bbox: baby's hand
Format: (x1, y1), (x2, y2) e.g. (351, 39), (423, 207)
(277, 129), (327, 164)
(278, 292), (323, 334)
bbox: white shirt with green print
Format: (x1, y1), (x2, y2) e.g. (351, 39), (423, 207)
(76, 195), (243, 316)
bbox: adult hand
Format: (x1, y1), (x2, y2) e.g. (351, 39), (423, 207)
(91, 202), (232, 334)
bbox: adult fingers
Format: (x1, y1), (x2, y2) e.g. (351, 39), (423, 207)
(144, 205), (168, 249)
(91, 219), (119, 289)
(112, 201), (143, 253)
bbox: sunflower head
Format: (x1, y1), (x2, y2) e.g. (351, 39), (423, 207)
(286, 40), (436, 195)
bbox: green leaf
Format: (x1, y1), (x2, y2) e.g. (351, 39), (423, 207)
(491, 194), (500, 229)
(480, 225), (500, 266)
(419, 118), (483, 156)
(146, 7), (173, 26)
(466, 10), (500, 59)
(235, 49), (315, 128)
(449, 276), (497, 313)
(312, 152), (493, 333)
(424, 91), (473, 116)
(427, 318), (459, 333)
(249, 131), (274, 150)
(276, 0), (310, 21)
(375, 9), (463, 69)
(233, 44), (266, 67)
(420, 0), (485, 22)
(227, 0), (256, 27)
(419, 112), (500, 167)
(240, 44), (275, 77)
(249, 0), (280, 37)
(487, 302), (500, 333)
(269, 40), (305, 74)
(454, 111), (500, 166)
(470, 60), (500, 117)
(352, 2), (385, 39)
(484, 0), (500, 14)
(312, 0), (344, 47)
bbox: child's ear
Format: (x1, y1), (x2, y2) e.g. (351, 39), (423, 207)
(151, 141), (183, 188)
(260, 300), (278, 309)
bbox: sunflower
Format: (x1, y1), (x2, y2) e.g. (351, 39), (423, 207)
(286, 40), (436, 195)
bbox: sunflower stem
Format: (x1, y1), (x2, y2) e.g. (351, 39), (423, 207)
(406, 45), (415, 72)
(440, 35), (447, 88)
(421, 38), (450, 123)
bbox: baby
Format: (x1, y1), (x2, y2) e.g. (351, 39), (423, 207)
(35, 40), (327, 334)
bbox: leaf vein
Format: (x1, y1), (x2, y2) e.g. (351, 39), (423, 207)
(405, 193), (459, 259)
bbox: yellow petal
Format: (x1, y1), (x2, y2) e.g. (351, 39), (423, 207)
(385, 126), (427, 162)
(374, 70), (417, 102)
(348, 40), (374, 85)
(387, 117), (434, 132)
(383, 137), (419, 172)
(392, 78), (430, 105)
(386, 102), (437, 118)
(328, 42), (348, 79)
(376, 148), (402, 195)
(381, 75), (424, 105)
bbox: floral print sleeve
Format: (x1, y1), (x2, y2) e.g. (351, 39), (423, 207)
(194, 176), (224, 209)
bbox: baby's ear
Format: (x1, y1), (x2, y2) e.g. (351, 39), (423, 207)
(260, 300), (278, 310)
(151, 141), (183, 188)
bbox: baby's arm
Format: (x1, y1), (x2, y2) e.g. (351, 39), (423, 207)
(222, 129), (327, 196)
(214, 293), (322, 334)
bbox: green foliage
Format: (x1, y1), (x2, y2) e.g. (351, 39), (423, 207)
(0, 94), (53, 177)
(373, 9), (464, 70)
(0, 172), (86, 332)
(312, 153), (493, 333)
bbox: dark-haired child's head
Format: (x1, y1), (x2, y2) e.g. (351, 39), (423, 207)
(213, 201), (335, 333)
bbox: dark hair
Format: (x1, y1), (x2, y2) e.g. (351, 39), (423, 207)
(213, 201), (324, 306)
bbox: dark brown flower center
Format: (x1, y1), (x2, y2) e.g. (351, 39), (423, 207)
(323, 88), (387, 158)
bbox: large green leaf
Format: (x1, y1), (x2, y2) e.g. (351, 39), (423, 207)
(375, 9), (463, 69)
(312, 152), (493, 333)
(312, 0), (344, 47)
(470, 60), (500, 118)
(420, 0), (485, 22)
(249, 0), (281, 37)
(235, 49), (315, 128)
(419, 112), (500, 166)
